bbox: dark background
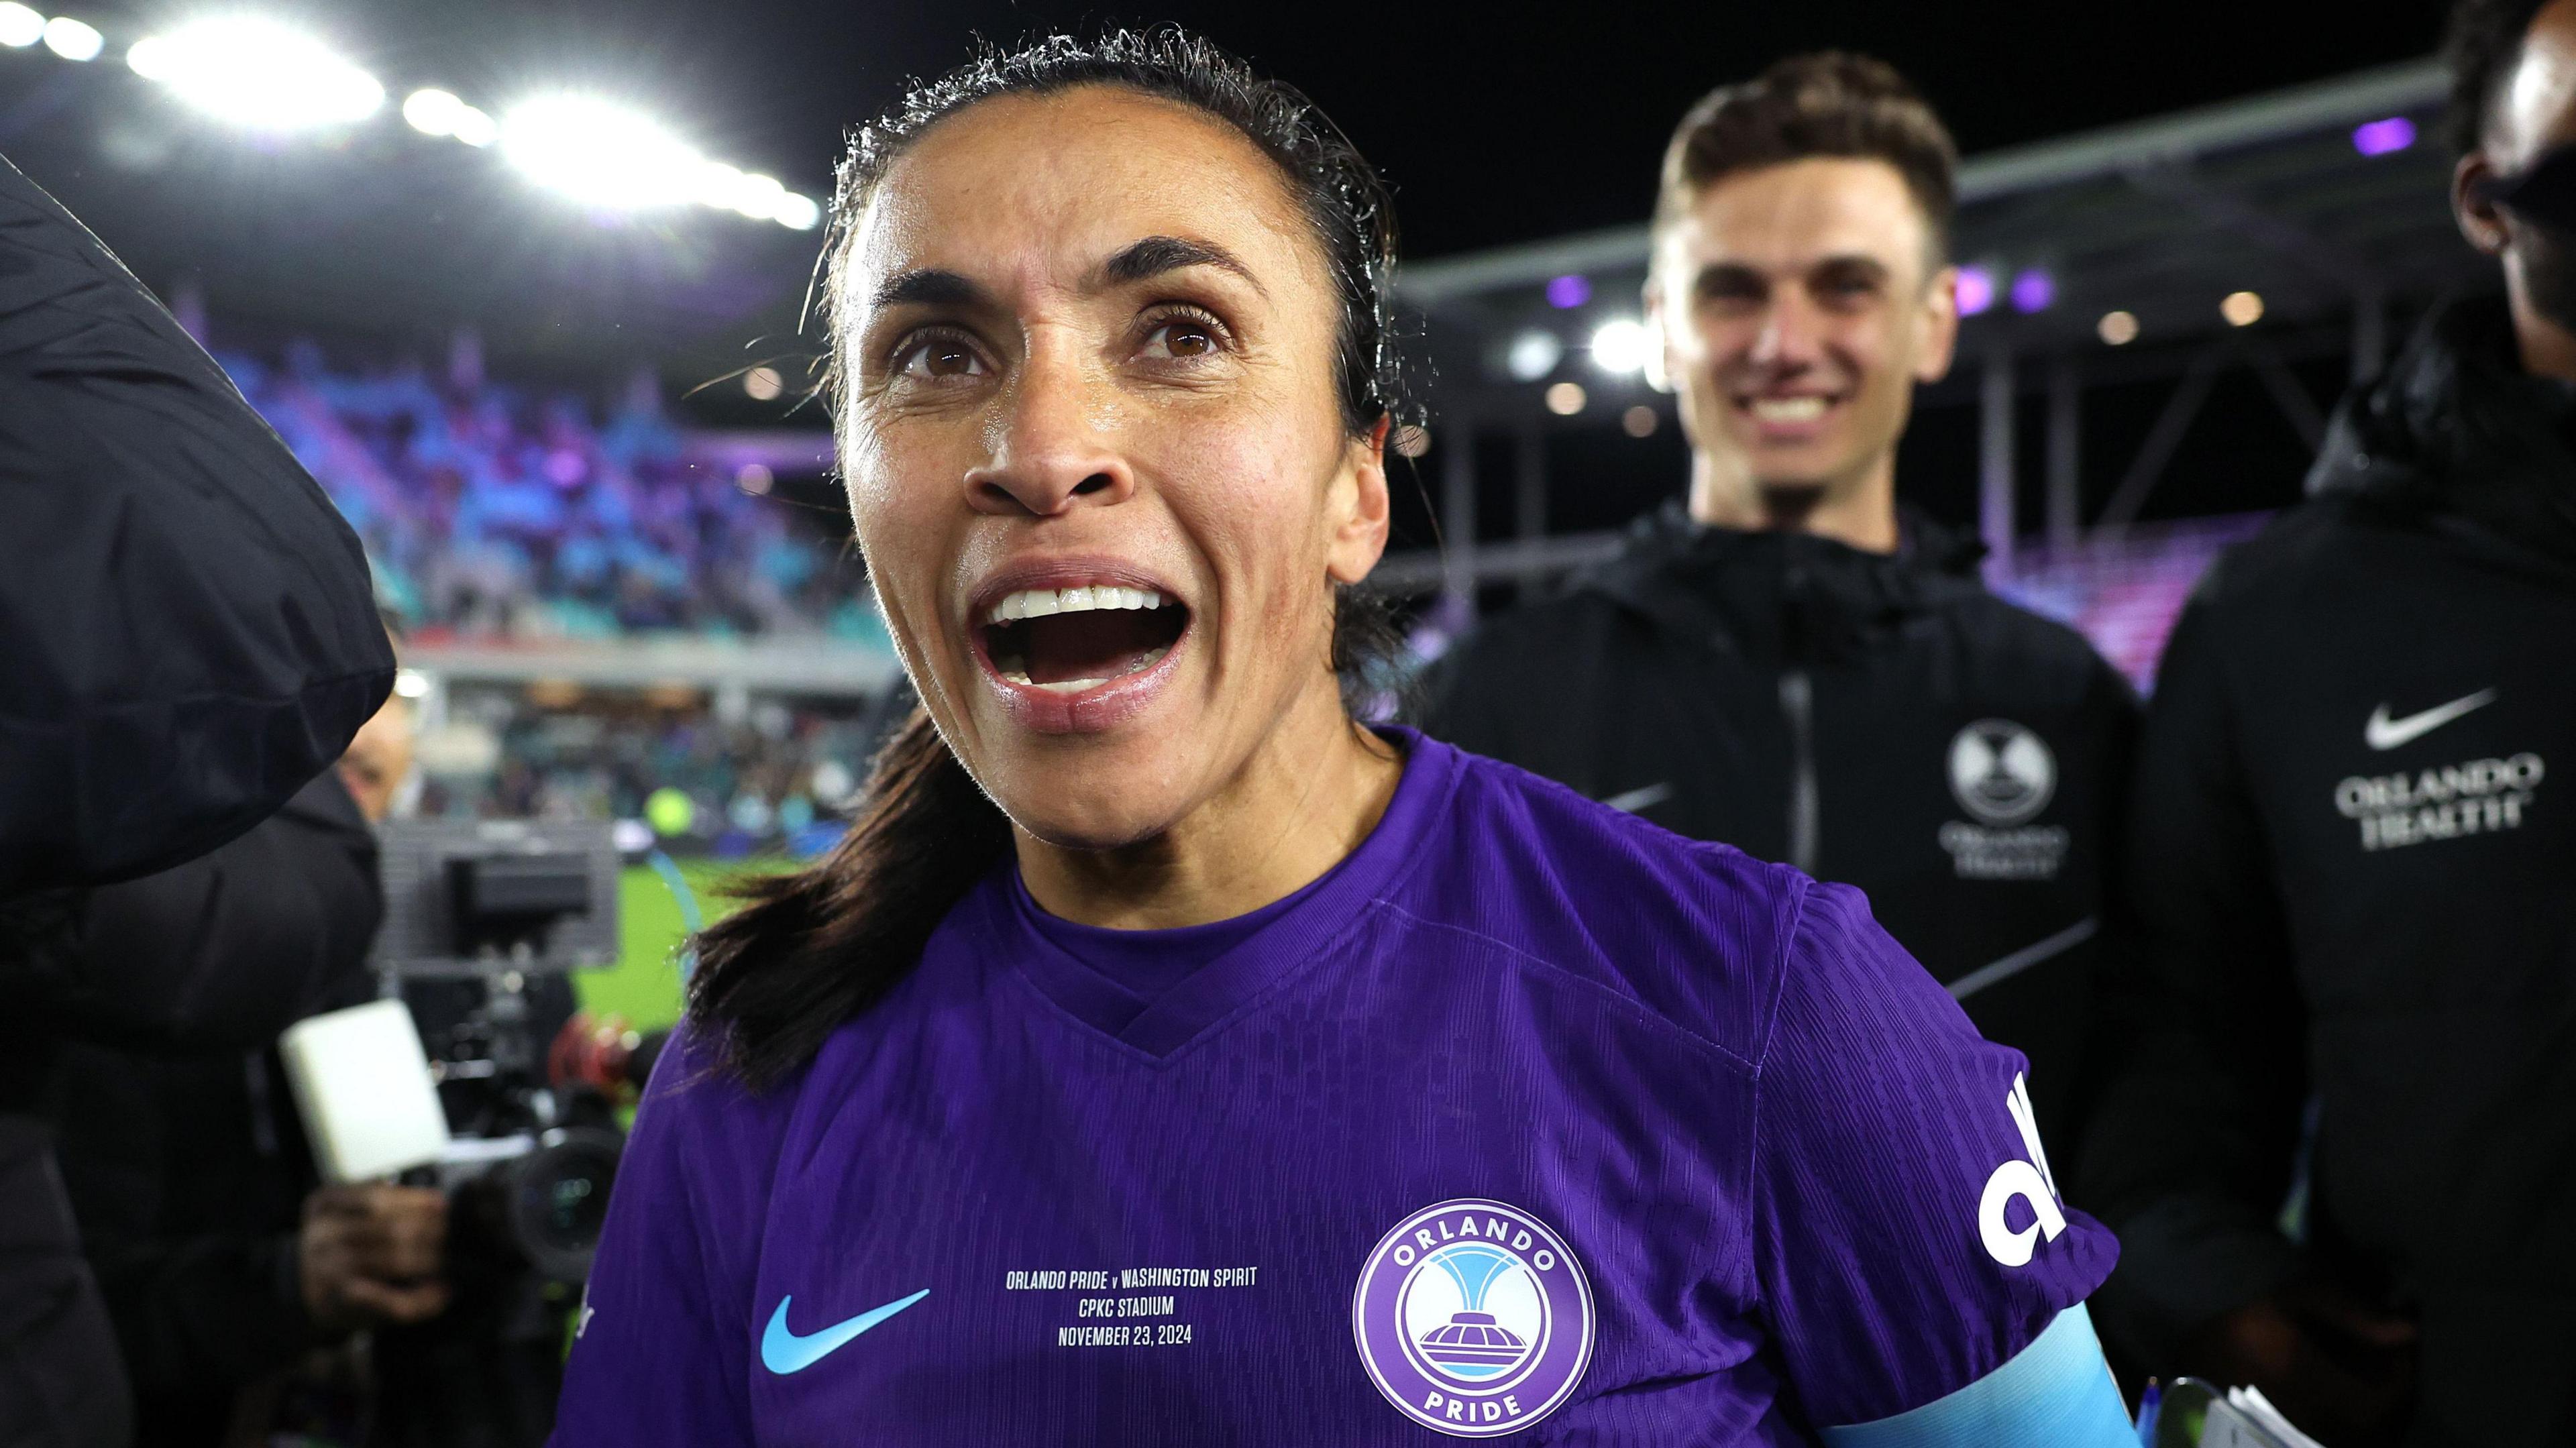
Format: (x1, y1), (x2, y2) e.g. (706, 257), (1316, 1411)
(0, 1), (2460, 537)
(0, 1), (2443, 349)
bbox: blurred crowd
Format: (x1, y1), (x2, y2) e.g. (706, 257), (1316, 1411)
(217, 341), (867, 641)
(418, 691), (886, 858)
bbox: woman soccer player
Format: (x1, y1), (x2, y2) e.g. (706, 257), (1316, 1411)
(555, 31), (2136, 1446)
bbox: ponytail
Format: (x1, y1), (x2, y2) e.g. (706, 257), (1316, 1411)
(685, 707), (1011, 1089)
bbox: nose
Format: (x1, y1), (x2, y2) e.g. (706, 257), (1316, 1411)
(963, 341), (1135, 517)
(1746, 294), (1824, 373)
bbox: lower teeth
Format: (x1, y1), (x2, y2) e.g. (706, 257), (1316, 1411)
(996, 645), (1171, 693)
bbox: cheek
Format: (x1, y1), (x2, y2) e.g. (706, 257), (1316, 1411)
(1148, 404), (1336, 630)
(1832, 318), (1900, 378)
(1680, 315), (1738, 366)
(840, 426), (956, 646)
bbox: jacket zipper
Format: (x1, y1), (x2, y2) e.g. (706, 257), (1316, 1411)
(1778, 560), (1820, 875)
(1779, 669), (1819, 875)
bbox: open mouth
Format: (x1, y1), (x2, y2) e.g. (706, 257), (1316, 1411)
(977, 585), (1191, 695)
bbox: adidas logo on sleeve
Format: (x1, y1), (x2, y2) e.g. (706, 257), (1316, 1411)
(1978, 1074), (2067, 1268)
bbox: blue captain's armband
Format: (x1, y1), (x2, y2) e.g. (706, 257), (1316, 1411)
(1819, 1303), (2136, 1448)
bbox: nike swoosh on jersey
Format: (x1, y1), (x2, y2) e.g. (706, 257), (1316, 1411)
(2365, 689), (2498, 751)
(759, 1289), (930, 1374)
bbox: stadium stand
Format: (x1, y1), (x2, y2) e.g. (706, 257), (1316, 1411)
(215, 339), (869, 643)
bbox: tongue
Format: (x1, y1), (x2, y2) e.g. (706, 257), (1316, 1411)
(1021, 610), (1175, 685)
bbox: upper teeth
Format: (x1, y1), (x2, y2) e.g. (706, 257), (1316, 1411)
(983, 586), (1167, 625)
(1750, 396), (1828, 422)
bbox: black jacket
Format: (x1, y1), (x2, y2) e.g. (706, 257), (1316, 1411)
(0, 150), (387, 1448)
(46, 774), (381, 1444)
(2076, 299), (2576, 1447)
(0, 153), (389, 897)
(1419, 507), (2139, 1150)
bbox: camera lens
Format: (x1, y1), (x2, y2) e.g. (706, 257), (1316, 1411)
(503, 1125), (623, 1282)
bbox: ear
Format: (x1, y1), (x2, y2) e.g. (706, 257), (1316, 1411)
(1915, 264), (1962, 385)
(2457, 150), (2512, 256)
(1643, 279), (1674, 394)
(1326, 415), (1393, 586)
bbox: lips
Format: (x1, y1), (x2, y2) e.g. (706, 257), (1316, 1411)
(967, 561), (1193, 733)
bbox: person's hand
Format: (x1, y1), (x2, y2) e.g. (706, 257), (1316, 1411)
(2190, 1278), (2418, 1447)
(298, 1182), (449, 1335)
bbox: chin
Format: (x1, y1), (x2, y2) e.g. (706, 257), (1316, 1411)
(975, 740), (1195, 852)
(999, 789), (1182, 854)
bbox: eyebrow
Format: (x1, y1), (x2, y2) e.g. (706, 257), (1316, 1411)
(1100, 235), (1265, 296)
(872, 269), (987, 309)
(1693, 255), (1892, 290)
(868, 236), (1263, 311)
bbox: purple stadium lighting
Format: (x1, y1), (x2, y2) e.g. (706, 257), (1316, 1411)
(2352, 116), (2416, 157)
(1955, 266), (1996, 317)
(2010, 269), (2056, 314)
(1546, 274), (1592, 309)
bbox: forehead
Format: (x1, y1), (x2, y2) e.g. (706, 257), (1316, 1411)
(847, 87), (1321, 300)
(1658, 156), (1929, 275)
(2500, 0), (2576, 161)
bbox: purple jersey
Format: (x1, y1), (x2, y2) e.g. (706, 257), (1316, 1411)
(555, 731), (2114, 1445)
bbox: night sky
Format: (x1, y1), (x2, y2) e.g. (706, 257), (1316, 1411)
(3, 0), (2451, 366)
(319, 0), (2447, 259)
(1, 1), (2461, 536)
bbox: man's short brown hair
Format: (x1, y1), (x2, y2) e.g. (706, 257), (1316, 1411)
(1656, 52), (1960, 268)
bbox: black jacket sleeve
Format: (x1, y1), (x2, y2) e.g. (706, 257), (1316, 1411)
(45, 773), (383, 1052)
(2076, 584), (2309, 1355)
(46, 1044), (317, 1399)
(0, 150), (392, 895)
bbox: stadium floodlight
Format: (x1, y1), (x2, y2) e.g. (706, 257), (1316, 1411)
(41, 14), (100, 61)
(771, 191), (822, 231)
(404, 87), (494, 147)
(1504, 329), (1562, 382)
(131, 19), (384, 131)
(502, 94), (703, 210)
(694, 160), (750, 211)
(691, 160), (815, 227)
(1589, 317), (1650, 375)
(449, 103), (495, 148)
(2352, 116), (2416, 158)
(0, 3), (43, 48)
(1955, 266), (1996, 317)
(403, 87), (464, 136)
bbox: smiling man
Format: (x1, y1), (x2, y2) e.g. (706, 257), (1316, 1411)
(1424, 54), (2138, 1156)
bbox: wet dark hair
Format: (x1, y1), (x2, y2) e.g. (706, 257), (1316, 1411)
(1656, 52), (1958, 268)
(2447, 0), (2556, 155)
(690, 28), (1409, 1089)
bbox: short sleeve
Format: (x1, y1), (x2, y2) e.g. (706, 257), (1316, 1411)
(553, 1034), (775, 1448)
(1750, 880), (2118, 1431)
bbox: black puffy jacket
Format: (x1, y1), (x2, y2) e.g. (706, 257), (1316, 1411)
(1419, 506), (2139, 1152)
(0, 149), (388, 1448)
(2077, 298), (2576, 1447)
(46, 773), (381, 1444)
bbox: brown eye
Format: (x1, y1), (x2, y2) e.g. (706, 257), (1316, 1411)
(896, 335), (986, 382)
(1140, 314), (1225, 361)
